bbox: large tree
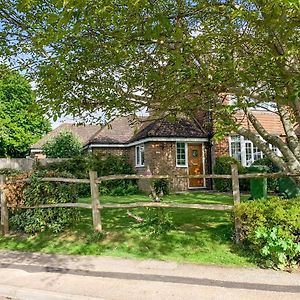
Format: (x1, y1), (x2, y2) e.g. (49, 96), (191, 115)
(0, 65), (50, 157)
(0, 1), (300, 174)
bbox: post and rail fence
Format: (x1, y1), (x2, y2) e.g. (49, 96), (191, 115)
(1, 165), (300, 243)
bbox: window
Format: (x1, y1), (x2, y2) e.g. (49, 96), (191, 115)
(253, 144), (263, 161)
(230, 136), (242, 162)
(229, 135), (281, 166)
(135, 144), (144, 167)
(176, 142), (187, 166)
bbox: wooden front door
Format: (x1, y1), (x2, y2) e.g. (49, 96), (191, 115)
(188, 144), (205, 188)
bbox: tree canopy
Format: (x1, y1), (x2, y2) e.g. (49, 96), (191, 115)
(42, 131), (82, 158)
(0, 65), (50, 157)
(1, 1), (300, 173)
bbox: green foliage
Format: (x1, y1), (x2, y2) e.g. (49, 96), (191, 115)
(252, 158), (280, 192)
(36, 154), (139, 196)
(0, 65), (50, 157)
(136, 208), (174, 236)
(90, 154), (139, 196)
(253, 226), (300, 269)
(153, 179), (170, 196)
(42, 131), (82, 158)
(86, 231), (106, 243)
(235, 198), (300, 269)
(213, 156), (249, 192)
(2, 1), (300, 178)
(0, 168), (22, 177)
(10, 171), (81, 234)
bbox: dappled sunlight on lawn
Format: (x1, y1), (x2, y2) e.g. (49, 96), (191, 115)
(0, 192), (257, 267)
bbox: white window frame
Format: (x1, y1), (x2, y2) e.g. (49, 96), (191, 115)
(135, 144), (145, 167)
(176, 142), (188, 167)
(229, 135), (281, 166)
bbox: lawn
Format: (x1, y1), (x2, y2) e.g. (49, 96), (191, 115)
(0, 192), (257, 267)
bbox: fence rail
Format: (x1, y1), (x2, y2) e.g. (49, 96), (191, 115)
(7, 171), (300, 185)
(1, 165), (300, 243)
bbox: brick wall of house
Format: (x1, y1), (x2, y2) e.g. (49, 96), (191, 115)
(214, 137), (230, 158)
(91, 147), (126, 157)
(91, 142), (209, 192)
(132, 142), (189, 192)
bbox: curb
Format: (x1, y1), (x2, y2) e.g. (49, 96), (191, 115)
(0, 284), (107, 300)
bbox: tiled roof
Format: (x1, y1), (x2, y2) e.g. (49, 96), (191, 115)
(88, 116), (142, 145)
(31, 123), (101, 149)
(129, 118), (208, 142)
(86, 116), (208, 146)
(235, 110), (285, 135)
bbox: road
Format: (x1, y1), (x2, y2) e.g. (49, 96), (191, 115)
(0, 250), (299, 300)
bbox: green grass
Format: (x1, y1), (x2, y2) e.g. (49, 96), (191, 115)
(0, 192), (257, 267)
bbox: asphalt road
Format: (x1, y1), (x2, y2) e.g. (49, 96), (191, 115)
(0, 250), (299, 300)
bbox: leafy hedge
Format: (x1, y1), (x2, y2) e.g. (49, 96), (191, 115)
(36, 154), (139, 196)
(213, 156), (249, 191)
(235, 198), (300, 269)
(0, 168), (22, 177)
(9, 171), (80, 233)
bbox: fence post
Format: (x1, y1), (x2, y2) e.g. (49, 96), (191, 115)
(231, 164), (241, 244)
(0, 175), (9, 235)
(89, 171), (102, 232)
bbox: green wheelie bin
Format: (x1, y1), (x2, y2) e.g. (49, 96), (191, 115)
(248, 165), (269, 199)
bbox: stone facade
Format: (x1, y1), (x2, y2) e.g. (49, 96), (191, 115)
(132, 142), (189, 192)
(131, 141), (211, 192)
(91, 147), (126, 157)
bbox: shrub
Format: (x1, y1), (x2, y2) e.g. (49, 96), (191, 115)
(251, 158), (280, 192)
(235, 198), (300, 269)
(153, 179), (170, 195)
(42, 131), (82, 158)
(36, 154), (139, 196)
(35, 155), (90, 197)
(213, 156), (249, 191)
(0, 168), (22, 177)
(10, 170), (80, 233)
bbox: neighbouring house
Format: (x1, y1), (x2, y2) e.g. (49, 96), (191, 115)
(30, 123), (101, 159)
(30, 106), (287, 192)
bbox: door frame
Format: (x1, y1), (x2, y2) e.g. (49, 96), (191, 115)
(187, 142), (206, 189)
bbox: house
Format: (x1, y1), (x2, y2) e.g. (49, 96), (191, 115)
(31, 116), (211, 191)
(30, 123), (101, 159)
(30, 107), (286, 192)
(84, 116), (210, 191)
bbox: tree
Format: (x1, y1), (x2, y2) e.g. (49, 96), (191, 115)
(0, 65), (50, 157)
(42, 131), (82, 158)
(0, 1), (300, 177)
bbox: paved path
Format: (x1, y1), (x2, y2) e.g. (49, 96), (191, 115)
(0, 250), (299, 299)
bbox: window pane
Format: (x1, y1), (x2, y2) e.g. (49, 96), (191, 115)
(253, 145), (263, 161)
(176, 143), (186, 166)
(140, 145), (145, 166)
(230, 136), (241, 162)
(245, 141), (252, 166)
(136, 146), (140, 165)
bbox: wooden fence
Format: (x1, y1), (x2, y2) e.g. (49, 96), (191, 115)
(1, 165), (300, 243)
